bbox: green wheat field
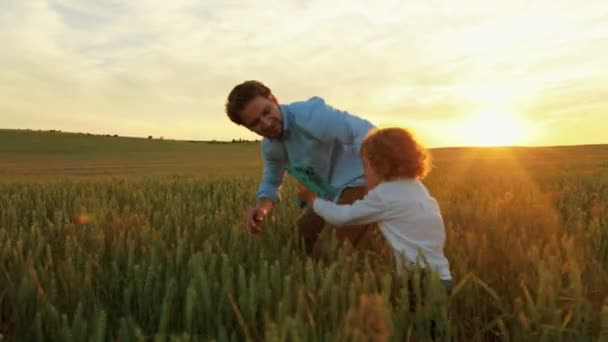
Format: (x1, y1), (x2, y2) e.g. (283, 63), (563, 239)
(1, 129), (607, 341)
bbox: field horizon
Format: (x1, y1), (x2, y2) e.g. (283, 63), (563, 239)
(2, 128), (607, 179)
(3, 127), (607, 148)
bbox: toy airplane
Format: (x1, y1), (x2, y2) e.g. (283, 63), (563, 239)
(285, 162), (338, 208)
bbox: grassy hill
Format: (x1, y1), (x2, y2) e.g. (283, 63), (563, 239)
(1, 129), (607, 178)
(0, 129), (262, 178)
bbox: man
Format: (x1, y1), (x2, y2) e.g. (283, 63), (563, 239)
(225, 80), (383, 256)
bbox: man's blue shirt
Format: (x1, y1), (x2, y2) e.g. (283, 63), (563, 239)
(256, 96), (375, 203)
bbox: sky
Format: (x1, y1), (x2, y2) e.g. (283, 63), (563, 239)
(1, 0), (607, 147)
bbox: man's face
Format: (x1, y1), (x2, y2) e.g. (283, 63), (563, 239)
(240, 95), (283, 140)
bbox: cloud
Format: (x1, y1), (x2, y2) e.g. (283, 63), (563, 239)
(0, 0), (607, 145)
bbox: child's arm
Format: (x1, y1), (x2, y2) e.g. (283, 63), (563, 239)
(311, 188), (388, 226)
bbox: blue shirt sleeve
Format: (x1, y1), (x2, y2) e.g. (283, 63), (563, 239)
(292, 97), (375, 151)
(256, 139), (287, 203)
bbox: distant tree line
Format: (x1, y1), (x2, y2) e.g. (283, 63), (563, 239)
(231, 138), (259, 143)
(40, 129), (260, 144)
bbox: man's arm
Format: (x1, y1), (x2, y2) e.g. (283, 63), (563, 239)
(256, 197), (274, 211)
(247, 142), (286, 233)
(255, 140), (287, 204)
(312, 187), (387, 226)
(292, 97), (375, 150)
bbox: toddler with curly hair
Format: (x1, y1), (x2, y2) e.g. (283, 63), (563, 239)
(297, 127), (452, 288)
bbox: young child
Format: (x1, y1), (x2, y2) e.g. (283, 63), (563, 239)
(296, 127), (452, 288)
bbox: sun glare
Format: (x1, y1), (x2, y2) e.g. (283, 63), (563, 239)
(461, 110), (528, 147)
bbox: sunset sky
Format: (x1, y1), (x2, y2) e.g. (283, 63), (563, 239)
(1, 0), (607, 147)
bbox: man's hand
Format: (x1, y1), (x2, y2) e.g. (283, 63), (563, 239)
(246, 198), (273, 234)
(296, 183), (318, 207)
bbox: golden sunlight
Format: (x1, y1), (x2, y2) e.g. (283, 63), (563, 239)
(460, 110), (529, 147)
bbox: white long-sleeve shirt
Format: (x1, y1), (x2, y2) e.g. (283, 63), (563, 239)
(313, 179), (452, 280)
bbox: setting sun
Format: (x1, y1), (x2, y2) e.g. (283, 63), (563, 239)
(460, 110), (529, 147)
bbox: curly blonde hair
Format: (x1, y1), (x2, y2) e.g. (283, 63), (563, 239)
(360, 127), (430, 180)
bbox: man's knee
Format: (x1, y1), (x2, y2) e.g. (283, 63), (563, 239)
(338, 186), (367, 204)
(297, 209), (325, 254)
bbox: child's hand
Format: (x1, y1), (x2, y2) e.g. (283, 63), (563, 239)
(296, 183), (317, 206)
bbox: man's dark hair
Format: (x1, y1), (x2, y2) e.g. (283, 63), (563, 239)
(225, 80), (272, 125)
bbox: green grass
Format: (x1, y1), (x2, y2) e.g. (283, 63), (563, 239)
(1, 129), (607, 340)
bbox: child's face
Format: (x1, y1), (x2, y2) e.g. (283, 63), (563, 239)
(362, 156), (381, 190)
